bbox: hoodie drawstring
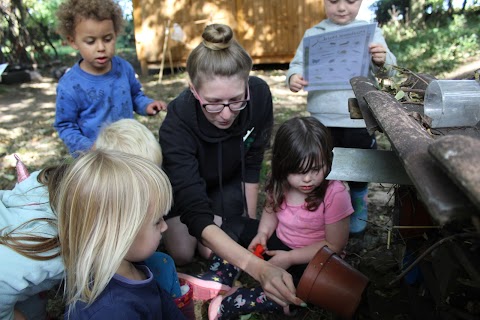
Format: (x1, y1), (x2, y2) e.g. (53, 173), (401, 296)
(216, 137), (249, 221)
(240, 137), (248, 216)
(217, 141), (225, 221)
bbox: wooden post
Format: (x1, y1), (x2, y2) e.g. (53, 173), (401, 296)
(132, 0), (149, 76)
(158, 19), (171, 83)
(167, 40), (174, 75)
(140, 59), (149, 77)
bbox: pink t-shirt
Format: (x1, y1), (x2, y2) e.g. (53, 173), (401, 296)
(276, 180), (353, 249)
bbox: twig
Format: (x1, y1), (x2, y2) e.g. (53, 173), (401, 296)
(391, 65), (430, 86)
(400, 101), (424, 105)
(392, 225), (441, 229)
(400, 88), (426, 93)
(388, 232), (480, 287)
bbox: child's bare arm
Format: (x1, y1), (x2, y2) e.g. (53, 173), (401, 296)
(247, 207), (278, 252)
(267, 216), (350, 269)
(288, 74), (308, 93)
(323, 216), (350, 254)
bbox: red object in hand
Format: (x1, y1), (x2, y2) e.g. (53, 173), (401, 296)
(254, 244), (265, 259)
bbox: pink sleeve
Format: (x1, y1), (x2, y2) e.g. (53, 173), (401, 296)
(324, 180), (354, 225)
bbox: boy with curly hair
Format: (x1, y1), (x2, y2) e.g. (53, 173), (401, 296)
(54, 0), (166, 155)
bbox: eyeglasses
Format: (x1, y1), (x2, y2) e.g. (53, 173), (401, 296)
(190, 84), (250, 113)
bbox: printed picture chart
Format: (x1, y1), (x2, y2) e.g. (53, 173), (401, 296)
(303, 23), (376, 91)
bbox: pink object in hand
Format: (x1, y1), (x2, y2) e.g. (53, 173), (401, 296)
(14, 154), (30, 183)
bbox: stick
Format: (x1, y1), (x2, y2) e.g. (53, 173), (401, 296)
(388, 232), (480, 287)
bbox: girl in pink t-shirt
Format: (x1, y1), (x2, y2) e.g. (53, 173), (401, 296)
(208, 117), (353, 320)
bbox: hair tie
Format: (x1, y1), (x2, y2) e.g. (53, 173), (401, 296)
(202, 40), (231, 51)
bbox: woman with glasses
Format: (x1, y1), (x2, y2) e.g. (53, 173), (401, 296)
(159, 24), (303, 308)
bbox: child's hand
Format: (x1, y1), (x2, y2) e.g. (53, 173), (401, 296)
(146, 100), (167, 115)
(248, 232), (268, 253)
(288, 74), (308, 93)
(265, 250), (292, 270)
(369, 43), (387, 67)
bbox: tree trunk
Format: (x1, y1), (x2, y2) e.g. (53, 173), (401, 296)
(6, 0), (34, 65)
(27, 10), (58, 60)
(447, 0), (454, 15)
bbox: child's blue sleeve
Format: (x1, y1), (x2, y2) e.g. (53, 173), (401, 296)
(145, 252), (182, 298)
(54, 87), (94, 154)
(125, 62), (154, 116)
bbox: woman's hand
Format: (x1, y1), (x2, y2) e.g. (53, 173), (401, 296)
(256, 260), (305, 307)
(202, 225), (305, 307)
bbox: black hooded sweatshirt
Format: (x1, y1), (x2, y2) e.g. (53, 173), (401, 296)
(159, 76), (273, 240)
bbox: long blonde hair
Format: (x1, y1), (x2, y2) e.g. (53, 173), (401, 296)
(56, 150), (173, 307)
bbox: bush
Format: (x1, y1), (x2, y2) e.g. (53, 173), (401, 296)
(383, 10), (480, 77)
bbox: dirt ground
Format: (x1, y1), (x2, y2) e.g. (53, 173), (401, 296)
(0, 64), (477, 319)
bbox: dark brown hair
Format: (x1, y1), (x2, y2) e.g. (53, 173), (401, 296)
(56, 0), (124, 38)
(265, 117), (333, 212)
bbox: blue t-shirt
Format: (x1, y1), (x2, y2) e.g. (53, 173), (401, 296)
(54, 56), (153, 154)
(65, 265), (185, 320)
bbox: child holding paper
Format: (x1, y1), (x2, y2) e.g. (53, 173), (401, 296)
(287, 0), (396, 234)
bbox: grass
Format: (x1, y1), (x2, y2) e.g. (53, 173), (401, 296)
(383, 9), (480, 77)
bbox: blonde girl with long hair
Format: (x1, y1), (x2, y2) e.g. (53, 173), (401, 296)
(56, 150), (185, 319)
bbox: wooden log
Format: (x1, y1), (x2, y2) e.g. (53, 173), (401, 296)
(364, 90), (476, 225)
(428, 135), (480, 212)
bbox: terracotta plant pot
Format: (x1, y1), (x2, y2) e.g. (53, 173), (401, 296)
(296, 245), (369, 319)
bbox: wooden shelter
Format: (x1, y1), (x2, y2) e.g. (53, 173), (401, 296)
(132, 0), (325, 75)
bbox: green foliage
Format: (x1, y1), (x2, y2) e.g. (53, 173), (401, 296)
(116, 19), (136, 48)
(24, 0), (62, 37)
(371, 0), (409, 24)
(383, 10), (480, 77)
(1, 0), (134, 65)
(0, 0), (63, 63)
